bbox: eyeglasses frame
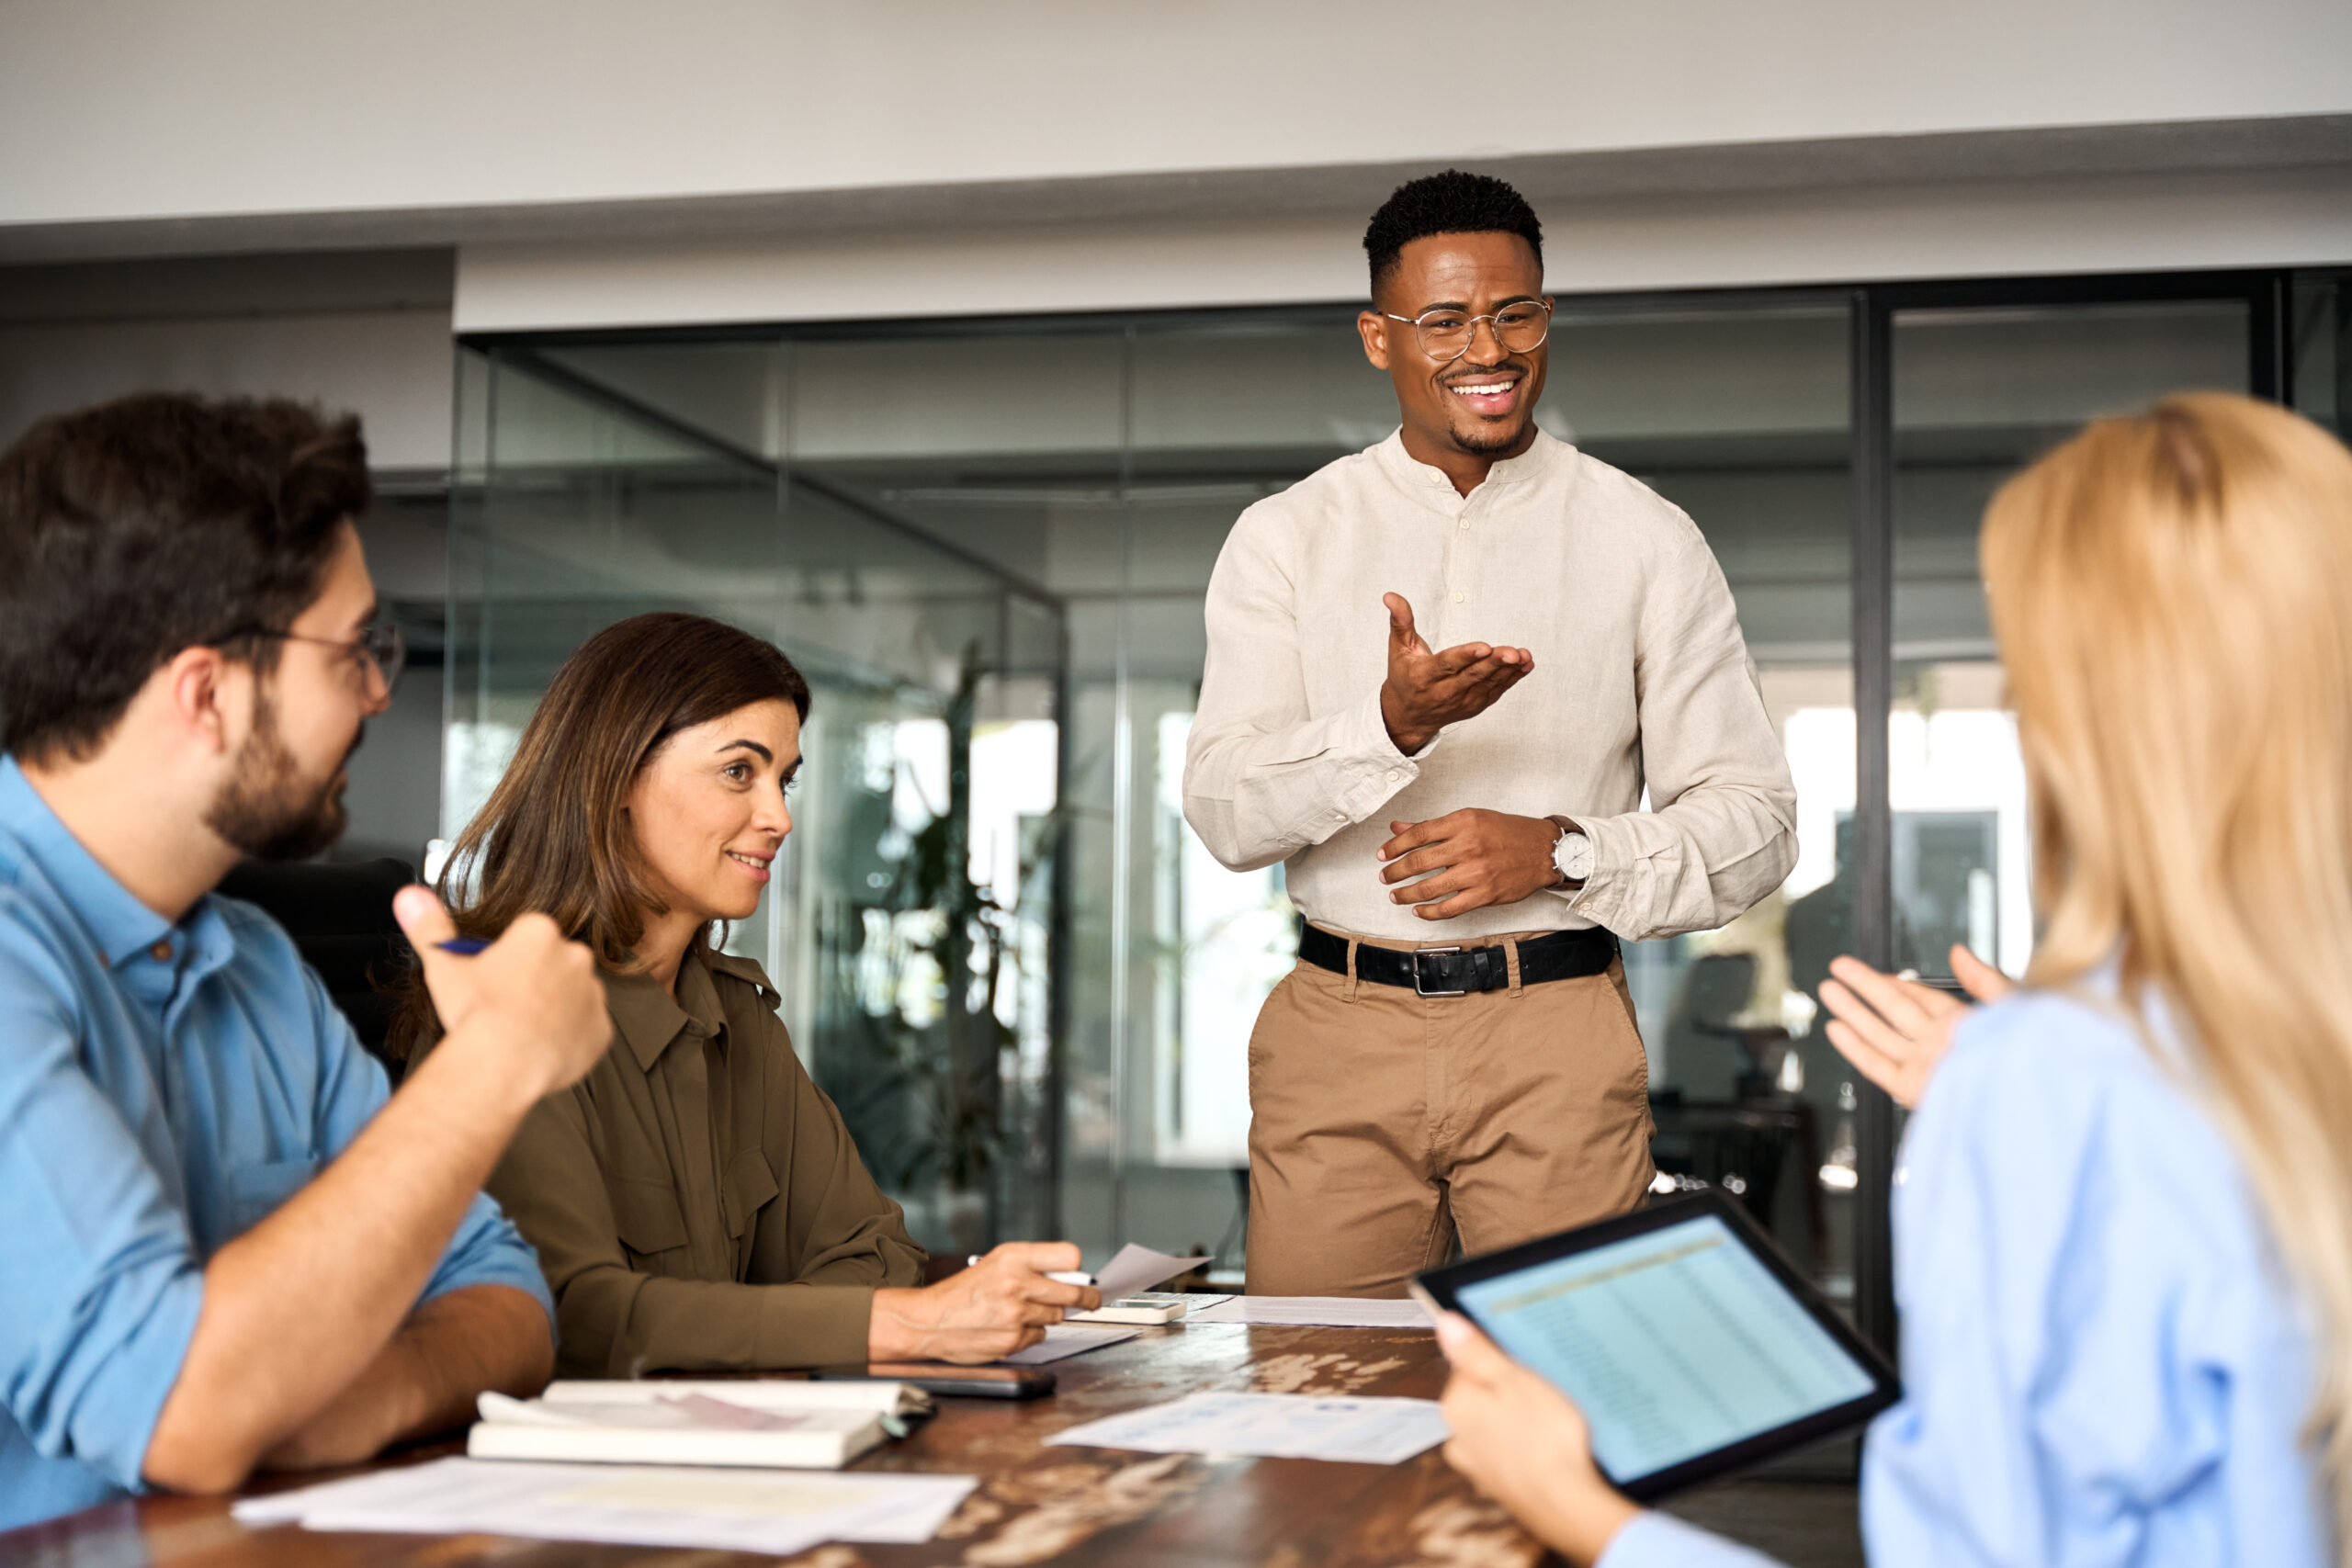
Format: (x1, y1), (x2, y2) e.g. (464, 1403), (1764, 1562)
(1380, 298), (1555, 365)
(226, 618), (407, 696)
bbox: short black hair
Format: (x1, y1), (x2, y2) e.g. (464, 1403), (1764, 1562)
(0, 392), (371, 763)
(1363, 169), (1544, 299)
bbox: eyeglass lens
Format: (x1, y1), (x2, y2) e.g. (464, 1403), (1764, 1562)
(362, 622), (407, 690)
(1417, 302), (1550, 362)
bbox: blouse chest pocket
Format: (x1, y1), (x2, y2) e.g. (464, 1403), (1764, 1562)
(606, 1174), (689, 1268)
(720, 1149), (779, 1241)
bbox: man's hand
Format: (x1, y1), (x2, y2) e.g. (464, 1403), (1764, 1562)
(1379, 809), (1561, 919)
(868, 1243), (1102, 1364)
(393, 887), (612, 1103)
(1819, 942), (2014, 1110)
(1436, 1313), (1640, 1567)
(1379, 592), (1533, 754)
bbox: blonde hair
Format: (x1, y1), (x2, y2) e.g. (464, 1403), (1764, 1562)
(1983, 392), (2352, 1555)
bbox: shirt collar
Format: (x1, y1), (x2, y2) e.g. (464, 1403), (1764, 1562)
(0, 753), (181, 970)
(1372, 425), (1569, 502)
(603, 946), (728, 1072)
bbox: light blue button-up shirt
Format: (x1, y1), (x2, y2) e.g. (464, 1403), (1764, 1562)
(0, 756), (553, 1529)
(1604, 978), (2326, 1567)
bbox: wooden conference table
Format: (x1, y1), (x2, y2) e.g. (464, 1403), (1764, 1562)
(0, 1319), (1560, 1568)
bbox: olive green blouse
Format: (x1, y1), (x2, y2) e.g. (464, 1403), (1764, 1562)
(484, 946), (925, 1376)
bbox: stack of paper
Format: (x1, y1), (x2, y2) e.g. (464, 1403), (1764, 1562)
(1185, 1296), (1435, 1329)
(235, 1457), (978, 1554)
(1048, 1392), (1449, 1464)
(469, 1380), (926, 1469)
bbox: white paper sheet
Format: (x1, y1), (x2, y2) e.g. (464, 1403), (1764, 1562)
(1090, 1243), (1211, 1299)
(1184, 1296), (1436, 1329)
(233, 1457), (977, 1554)
(1002, 1324), (1141, 1364)
(1047, 1392), (1449, 1465)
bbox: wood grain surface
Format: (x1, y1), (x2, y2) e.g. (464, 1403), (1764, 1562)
(0, 1321), (1557, 1568)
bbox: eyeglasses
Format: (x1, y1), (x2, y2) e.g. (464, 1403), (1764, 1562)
(232, 618), (407, 694)
(1382, 299), (1553, 364)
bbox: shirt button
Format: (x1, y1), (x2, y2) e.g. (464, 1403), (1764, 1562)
(1385, 769), (1400, 784)
(1458, 518), (1471, 529)
(1452, 591), (1465, 604)
(149, 941), (172, 963)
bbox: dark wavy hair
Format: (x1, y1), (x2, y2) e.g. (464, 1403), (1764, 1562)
(1363, 169), (1544, 299)
(387, 612), (811, 1063)
(0, 392), (370, 762)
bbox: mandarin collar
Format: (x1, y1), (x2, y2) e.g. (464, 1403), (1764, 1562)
(1372, 426), (1569, 504)
(0, 753), (191, 971)
(603, 945), (729, 1072)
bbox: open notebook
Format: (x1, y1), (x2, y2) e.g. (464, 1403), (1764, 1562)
(469, 1380), (929, 1470)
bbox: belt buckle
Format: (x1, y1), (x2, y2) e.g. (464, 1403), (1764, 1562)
(1413, 946), (1466, 998)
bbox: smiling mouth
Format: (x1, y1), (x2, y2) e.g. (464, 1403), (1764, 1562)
(726, 851), (772, 872)
(1446, 374), (1522, 413)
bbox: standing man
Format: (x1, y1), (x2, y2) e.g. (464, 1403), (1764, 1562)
(1184, 171), (1796, 1298)
(0, 394), (612, 1525)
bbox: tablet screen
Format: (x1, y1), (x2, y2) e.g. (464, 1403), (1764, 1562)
(1453, 1211), (1879, 1483)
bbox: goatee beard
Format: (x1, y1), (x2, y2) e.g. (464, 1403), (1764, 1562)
(204, 693), (355, 862)
(1450, 423), (1526, 457)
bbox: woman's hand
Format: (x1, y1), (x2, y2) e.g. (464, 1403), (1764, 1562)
(867, 1242), (1102, 1363)
(1819, 942), (2014, 1110)
(1435, 1313), (1640, 1567)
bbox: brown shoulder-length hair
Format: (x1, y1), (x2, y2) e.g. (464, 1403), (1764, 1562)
(389, 612), (810, 1063)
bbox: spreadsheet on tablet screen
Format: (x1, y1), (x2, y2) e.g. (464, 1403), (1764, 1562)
(1454, 1213), (1878, 1481)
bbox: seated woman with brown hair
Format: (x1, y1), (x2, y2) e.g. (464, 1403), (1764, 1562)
(391, 612), (1095, 1374)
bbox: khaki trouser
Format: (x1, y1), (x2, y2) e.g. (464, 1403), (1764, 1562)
(1244, 926), (1656, 1298)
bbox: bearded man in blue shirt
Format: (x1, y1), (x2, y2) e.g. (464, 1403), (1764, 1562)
(0, 393), (614, 1527)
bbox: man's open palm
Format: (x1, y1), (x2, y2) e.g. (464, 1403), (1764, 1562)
(1379, 592), (1534, 753)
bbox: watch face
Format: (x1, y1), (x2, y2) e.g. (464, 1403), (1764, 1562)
(1556, 833), (1594, 882)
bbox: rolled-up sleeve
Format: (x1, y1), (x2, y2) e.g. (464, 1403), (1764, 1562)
(1184, 509), (1428, 872)
(1559, 530), (1796, 942)
(0, 935), (204, 1495)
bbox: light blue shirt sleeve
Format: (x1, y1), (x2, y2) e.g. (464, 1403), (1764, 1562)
(1600, 1508), (1785, 1567)
(300, 965), (555, 1324)
(0, 924), (204, 1494)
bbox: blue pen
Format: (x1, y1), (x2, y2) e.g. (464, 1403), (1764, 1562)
(437, 938), (489, 955)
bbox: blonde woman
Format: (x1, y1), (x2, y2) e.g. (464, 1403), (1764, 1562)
(1436, 393), (2352, 1567)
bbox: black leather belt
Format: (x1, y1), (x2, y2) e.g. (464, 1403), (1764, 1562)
(1298, 924), (1619, 997)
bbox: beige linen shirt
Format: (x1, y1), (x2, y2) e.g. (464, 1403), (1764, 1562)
(1183, 429), (1795, 943)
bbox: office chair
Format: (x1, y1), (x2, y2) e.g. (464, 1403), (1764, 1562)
(216, 857), (417, 1076)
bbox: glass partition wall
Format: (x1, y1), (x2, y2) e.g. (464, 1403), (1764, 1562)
(453, 269), (2313, 1337)
(450, 343), (1069, 1254)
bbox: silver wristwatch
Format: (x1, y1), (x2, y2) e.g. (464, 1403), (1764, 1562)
(1547, 815), (1593, 886)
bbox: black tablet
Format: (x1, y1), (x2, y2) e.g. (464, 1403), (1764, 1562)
(1411, 1190), (1898, 1501)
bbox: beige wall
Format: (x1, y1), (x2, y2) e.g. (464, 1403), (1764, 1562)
(4, 0), (2349, 226)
